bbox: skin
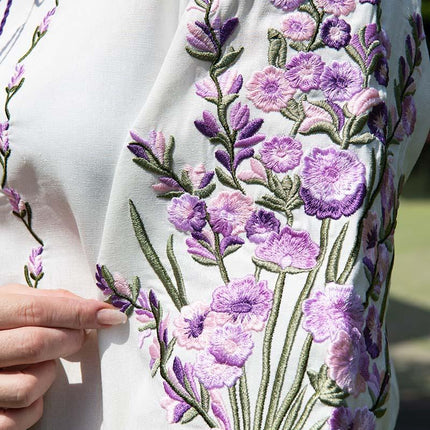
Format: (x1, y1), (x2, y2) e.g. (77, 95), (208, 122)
(0, 284), (126, 430)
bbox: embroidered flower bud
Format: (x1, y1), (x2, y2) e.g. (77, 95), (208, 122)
(237, 158), (267, 182)
(186, 21), (217, 53)
(0, 121), (9, 152)
(2, 187), (26, 213)
(28, 246), (43, 277)
(149, 290), (159, 310)
(194, 111), (219, 138)
(230, 102), (250, 131)
(38, 7), (56, 34)
(347, 88), (381, 116)
(7, 64), (25, 89)
(196, 69), (243, 99)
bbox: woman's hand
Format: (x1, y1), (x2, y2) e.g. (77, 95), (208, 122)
(0, 284), (126, 430)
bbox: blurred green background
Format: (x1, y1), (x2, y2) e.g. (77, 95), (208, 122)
(389, 2), (430, 428)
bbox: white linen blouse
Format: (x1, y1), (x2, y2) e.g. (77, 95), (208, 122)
(0, 1), (429, 429)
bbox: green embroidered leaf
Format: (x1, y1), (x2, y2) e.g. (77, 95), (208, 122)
(299, 2), (319, 19)
(101, 265), (115, 291)
(163, 136), (175, 169)
(130, 276), (141, 302)
(223, 244), (242, 258)
(194, 183), (216, 199)
(267, 28), (287, 68)
(133, 157), (166, 176)
(185, 46), (217, 62)
(326, 222), (349, 283)
(138, 321), (157, 331)
(348, 133), (375, 146)
(255, 198), (285, 213)
(151, 359), (161, 377)
(241, 178), (266, 187)
(167, 235), (187, 307)
(180, 170), (194, 193)
(194, 0), (207, 8)
(204, 96), (219, 105)
(181, 407), (199, 424)
(289, 41), (307, 52)
(214, 47), (244, 74)
(191, 255), (218, 266)
(309, 418), (329, 430)
(300, 122), (343, 146)
(281, 175), (293, 192)
(24, 265), (32, 288)
(345, 45), (366, 73)
(209, 133), (230, 147)
(165, 338), (177, 364)
(215, 167), (237, 190)
(373, 408), (387, 418)
(200, 384), (210, 411)
(222, 93), (240, 107)
(252, 257), (309, 275)
(156, 191), (185, 200)
(129, 200), (182, 310)
(349, 114), (369, 138)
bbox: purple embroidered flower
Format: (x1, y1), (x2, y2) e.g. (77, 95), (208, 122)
(320, 61), (363, 102)
(401, 95), (417, 137)
(167, 194), (207, 233)
(374, 56), (389, 87)
(246, 66), (295, 113)
(245, 209), (280, 244)
(347, 88), (381, 116)
(148, 314), (169, 369)
(2, 187), (25, 213)
(282, 12), (316, 41)
(38, 7), (56, 33)
(303, 283), (364, 343)
(299, 101), (333, 133)
(270, 0), (306, 11)
(328, 407), (376, 430)
(255, 226), (320, 271)
(326, 328), (370, 397)
(235, 118), (265, 149)
(300, 147), (366, 220)
(230, 102), (250, 131)
(173, 302), (218, 350)
(362, 210), (379, 263)
(364, 305), (382, 359)
(368, 102), (388, 144)
(186, 229), (217, 261)
(0, 121), (9, 152)
(207, 191), (254, 236)
(320, 17), (351, 50)
(260, 136), (302, 173)
(187, 21), (217, 54)
(315, 0), (356, 17)
(210, 389), (232, 430)
(7, 64), (25, 89)
(368, 363), (390, 407)
(195, 111), (220, 138)
(237, 158), (268, 182)
(129, 129), (165, 162)
(194, 350), (242, 389)
(286, 52), (325, 92)
(183, 163), (214, 189)
(28, 246), (43, 278)
(413, 12), (426, 42)
(211, 275), (273, 331)
(135, 290), (156, 346)
(152, 177), (182, 194)
(208, 323), (254, 367)
(196, 69), (243, 99)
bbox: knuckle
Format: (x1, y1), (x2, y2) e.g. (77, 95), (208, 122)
(20, 330), (46, 362)
(21, 301), (46, 326)
(13, 375), (36, 408)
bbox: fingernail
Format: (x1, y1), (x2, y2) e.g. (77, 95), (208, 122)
(96, 309), (127, 325)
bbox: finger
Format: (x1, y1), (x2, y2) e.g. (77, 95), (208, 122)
(0, 284), (87, 300)
(0, 397), (43, 430)
(0, 294), (126, 330)
(0, 327), (86, 368)
(0, 361), (57, 409)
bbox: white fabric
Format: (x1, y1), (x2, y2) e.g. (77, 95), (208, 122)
(0, 1), (429, 429)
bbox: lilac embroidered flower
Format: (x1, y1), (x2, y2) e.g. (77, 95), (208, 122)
(211, 275), (273, 331)
(152, 177), (182, 194)
(135, 290), (156, 345)
(128, 129), (165, 162)
(303, 283), (364, 343)
(187, 21), (217, 54)
(362, 210), (379, 263)
(380, 157), (396, 228)
(286, 52), (325, 92)
(235, 118), (265, 148)
(195, 69), (243, 99)
(368, 363), (390, 407)
(245, 209), (280, 244)
(183, 163), (214, 189)
(328, 407), (376, 430)
(208, 323), (254, 367)
(28, 246), (43, 278)
(315, 0), (356, 17)
(246, 66), (295, 113)
(368, 102), (388, 144)
(299, 101), (333, 133)
(230, 102), (250, 131)
(207, 191), (254, 236)
(364, 305), (382, 359)
(38, 7), (56, 33)
(195, 111), (220, 138)
(300, 147), (366, 220)
(194, 350), (242, 389)
(270, 0), (306, 11)
(173, 302), (218, 350)
(347, 88), (381, 116)
(186, 229), (217, 261)
(7, 64), (25, 89)
(326, 328), (370, 397)
(0, 121), (9, 152)
(401, 95), (417, 137)
(374, 56), (389, 87)
(210, 389), (232, 430)
(320, 61), (363, 102)
(2, 187), (25, 213)
(255, 226), (320, 271)
(237, 158), (267, 182)
(282, 12), (316, 42)
(260, 136), (302, 173)
(148, 314), (170, 369)
(320, 17), (351, 50)
(95, 265), (131, 312)
(167, 194), (207, 233)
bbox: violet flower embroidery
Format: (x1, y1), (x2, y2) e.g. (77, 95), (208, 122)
(259, 136), (302, 173)
(24, 246), (44, 288)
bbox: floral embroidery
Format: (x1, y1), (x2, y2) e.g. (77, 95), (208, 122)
(96, 1), (426, 429)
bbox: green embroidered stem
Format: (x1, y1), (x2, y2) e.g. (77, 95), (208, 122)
(291, 392), (319, 430)
(305, 1), (324, 52)
(253, 271), (287, 430)
(129, 200), (182, 310)
(239, 371), (251, 430)
(264, 220), (330, 430)
(281, 386), (306, 430)
(213, 230), (230, 284)
(379, 250), (395, 324)
(272, 335), (313, 430)
(14, 211), (44, 245)
(0, 151), (9, 188)
(229, 385), (241, 430)
(17, 27), (47, 64)
(166, 235), (188, 307)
